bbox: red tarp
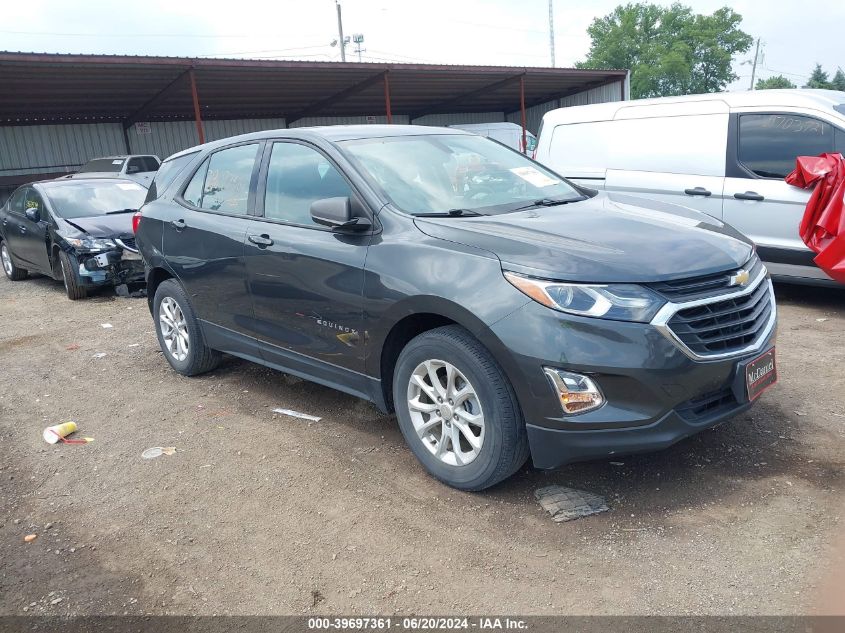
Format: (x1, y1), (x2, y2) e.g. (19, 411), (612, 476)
(785, 152), (845, 283)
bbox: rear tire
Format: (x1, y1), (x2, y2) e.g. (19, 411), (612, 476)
(58, 250), (86, 300)
(1, 241), (28, 281)
(393, 325), (529, 491)
(153, 279), (221, 376)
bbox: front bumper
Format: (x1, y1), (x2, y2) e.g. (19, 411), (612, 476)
(75, 249), (145, 287)
(484, 281), (777, 469)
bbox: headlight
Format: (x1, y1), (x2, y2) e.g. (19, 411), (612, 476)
(504, 271), (666, 322)
(62, 237), (117, 251)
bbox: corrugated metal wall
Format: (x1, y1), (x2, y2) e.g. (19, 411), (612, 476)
(506, 80), (626, 133)
(288, 115), (410, 128)
(411, 112), (505, 126)
(128, 118), (286, 159)
(0, 123), (126, 177)
(0, 78), (626, 204)
(559, 80), (626, 108)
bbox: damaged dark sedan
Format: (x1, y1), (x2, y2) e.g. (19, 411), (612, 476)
(0, 177), (147, 299)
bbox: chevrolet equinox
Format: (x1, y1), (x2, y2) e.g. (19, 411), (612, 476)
(135, 126), (778, 490)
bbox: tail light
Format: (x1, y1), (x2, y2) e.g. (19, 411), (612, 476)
(132, 211), (142, 234)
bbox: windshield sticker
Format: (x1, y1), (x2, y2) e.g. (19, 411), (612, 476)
(112, 159), (124, 165)
(510, 166), (560, 188)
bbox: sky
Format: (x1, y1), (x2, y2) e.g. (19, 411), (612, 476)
(1, 0), (842, 90)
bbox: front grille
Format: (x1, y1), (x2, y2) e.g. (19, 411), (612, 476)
(116, 237), (137, 252)
(650, 255), (763, 302)
(666, 276), (773, 356)
(676, 385), (737, 422)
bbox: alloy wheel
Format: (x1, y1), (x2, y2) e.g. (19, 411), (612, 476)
(406, 359), (485, 466)
(1, 244), (12, 276)
(159, 296), (190, 362)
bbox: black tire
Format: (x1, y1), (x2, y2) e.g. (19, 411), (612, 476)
(1, 240), (28, 281)
(153, 279), (221, 376)
(58, 250), (87, 300)
(393, 325), (530, 491)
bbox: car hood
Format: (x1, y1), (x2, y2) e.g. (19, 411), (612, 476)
(58, 214), (134, 239)
(413, 192), (754, 283)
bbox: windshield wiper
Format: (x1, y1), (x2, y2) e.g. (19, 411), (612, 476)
(105, 208), (138, 215)
(414, 208), (485, 218)
(510, 197), (585, 212)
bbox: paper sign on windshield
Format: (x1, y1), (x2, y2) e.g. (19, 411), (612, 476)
(510, 166), (560, 188)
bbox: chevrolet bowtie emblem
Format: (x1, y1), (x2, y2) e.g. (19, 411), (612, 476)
(729, 269), (750, 287)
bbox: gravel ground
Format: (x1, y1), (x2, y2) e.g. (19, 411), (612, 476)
(1, 272), (844, 616)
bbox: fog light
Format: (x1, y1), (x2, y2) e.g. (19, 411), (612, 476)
(543, 368), (604, 415)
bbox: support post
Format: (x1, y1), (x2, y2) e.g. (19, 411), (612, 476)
(383, 71), (393, 123)
(519, 75), (527, 153)
(189, 68), (205, 145)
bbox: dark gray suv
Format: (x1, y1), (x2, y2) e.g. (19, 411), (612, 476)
(135, 125), (778, 490)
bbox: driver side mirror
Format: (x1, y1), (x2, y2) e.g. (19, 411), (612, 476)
(24, 207), (40, 222)
(310, 197), (372, 231)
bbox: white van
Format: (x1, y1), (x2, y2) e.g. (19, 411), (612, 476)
(449, 122), (537, 155)
(534, 90), (845, 285)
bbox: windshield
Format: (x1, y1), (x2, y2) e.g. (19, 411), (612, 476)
(340, 134), (582, 215)
(43, 181), (148, 219)
(78, 158), (125, 173)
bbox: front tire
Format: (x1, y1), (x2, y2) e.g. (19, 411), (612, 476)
(1, 241), (28, 281)
(393, 325), (529, 491)
(58, 250), (87, 300)
(153, 279), (221, 376)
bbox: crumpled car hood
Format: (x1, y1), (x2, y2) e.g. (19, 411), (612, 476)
(413, 192), (754, 283)
(59, 214), (134, 239)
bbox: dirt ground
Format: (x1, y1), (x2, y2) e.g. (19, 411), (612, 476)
(1, 271), (844, 616)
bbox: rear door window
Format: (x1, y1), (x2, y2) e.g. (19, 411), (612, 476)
(738, 114), (836, 179)
(181, 144), (259, 214)
(7, 188), (28, 214)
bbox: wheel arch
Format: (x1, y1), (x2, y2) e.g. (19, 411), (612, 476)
(373, 296), (518, 414)
(145, 266), (175, 313)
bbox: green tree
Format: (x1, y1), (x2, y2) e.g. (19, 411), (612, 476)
(805, 64), (832, 89)
(577, 3), (753, 99)
(831, 68), (845, 91)
(755, 75), (796, 90)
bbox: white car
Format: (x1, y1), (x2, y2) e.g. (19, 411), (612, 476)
(534, 89), (845, 285)
(448, 122), (537, 155)
(69, 155), (161, 187)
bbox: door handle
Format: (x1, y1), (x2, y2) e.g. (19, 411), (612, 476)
(684, 187), (712, 197)
(734, 191), (764, 202)
(248, 234), (274, 247)
(170, 219), (187, 231)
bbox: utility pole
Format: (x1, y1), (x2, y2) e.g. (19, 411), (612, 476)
(336, 1), (347, 62)
(749, 38), (760, 90)
(352, 34), (365, 63)
(548, 0), (555, 68)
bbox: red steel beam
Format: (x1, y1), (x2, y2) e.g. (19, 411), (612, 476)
(189, 68), (205, 145)
(384, 71), (393, 123)
(519, 75), (527, 154)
